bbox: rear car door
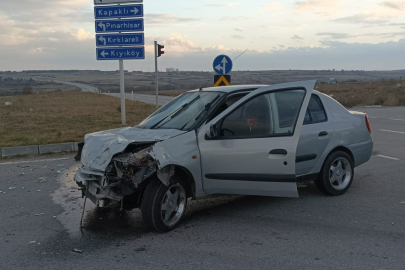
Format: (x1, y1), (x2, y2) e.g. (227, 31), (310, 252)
(197, 81), (315, 197)
(296, 94), (334, 175)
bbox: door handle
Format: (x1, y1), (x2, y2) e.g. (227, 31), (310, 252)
(269, 149), (287, 155)
(318, 131), (328, 137)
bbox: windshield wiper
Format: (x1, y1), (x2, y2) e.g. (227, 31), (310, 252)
(150, 96), (201, 129)
(179, 94), (220, 130)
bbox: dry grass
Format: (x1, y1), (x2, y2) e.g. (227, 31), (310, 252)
(156, 81), (405, 108)
(316, 81), (405, 108)
(0, 92), (157, 147)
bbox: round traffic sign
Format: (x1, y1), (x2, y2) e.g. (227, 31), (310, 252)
(213, 55), (233, 75)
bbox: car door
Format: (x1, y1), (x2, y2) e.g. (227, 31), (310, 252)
(197, 81), (315, 197)
(296, 94), (334, 175)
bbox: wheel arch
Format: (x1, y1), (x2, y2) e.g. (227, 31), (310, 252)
(320, 146), (355, 172)
(171, 165), (196, 199)
(328, 146), (355, 163)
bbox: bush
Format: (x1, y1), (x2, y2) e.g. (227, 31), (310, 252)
(22, 87), (33, 95)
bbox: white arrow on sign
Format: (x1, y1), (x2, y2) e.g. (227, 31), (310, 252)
(98, 36), (106, 46)
(100, 50), (109, 58)
(131, 7), (139, 15)
(215, 57), (228, 74)
(98, 22), (106, 32)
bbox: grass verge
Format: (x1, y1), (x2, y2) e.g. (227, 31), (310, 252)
(0, 92), (157, 147)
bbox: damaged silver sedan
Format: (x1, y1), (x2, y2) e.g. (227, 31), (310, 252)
(74, 81), (373, 232)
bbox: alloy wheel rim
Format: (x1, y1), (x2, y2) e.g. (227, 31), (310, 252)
(161, 184), (186, 227)
(329, 157), (352, 190)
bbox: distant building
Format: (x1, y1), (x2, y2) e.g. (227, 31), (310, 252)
(327, 78), (337, 84)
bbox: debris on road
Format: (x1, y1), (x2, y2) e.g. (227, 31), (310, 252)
(29, 241), (36, 244)
(9, 187), (16, 190)
(35, 213), (45, 216)
(57, 170), (62, 174)
(72, 249), (83, 253)
(5, 102), (13, 106)
(38, 177), (47, 183)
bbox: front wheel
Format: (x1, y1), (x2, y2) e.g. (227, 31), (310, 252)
(141, 177), (187, 233)
(315, 151), (354, 196)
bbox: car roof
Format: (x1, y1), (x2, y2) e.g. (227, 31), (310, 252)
(188, 85), (269, 94)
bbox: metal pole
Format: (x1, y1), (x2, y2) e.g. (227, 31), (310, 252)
(132, 91), (134, 101)
(154, 41), (159, 107)
(119, 59), (126, 125)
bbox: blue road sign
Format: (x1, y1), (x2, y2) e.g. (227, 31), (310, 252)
(95, 19), (144, 33)
(94, 4), (143, 20)
(213, 55), (233, 75)
(97, 47), (145, 60)
(96, 33), (144, 47)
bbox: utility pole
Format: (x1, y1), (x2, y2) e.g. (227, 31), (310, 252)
(154, 41), (165, 107)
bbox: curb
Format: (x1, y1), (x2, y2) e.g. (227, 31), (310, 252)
(0, 142), (80, 158)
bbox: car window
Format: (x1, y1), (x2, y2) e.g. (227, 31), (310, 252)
(274, 90), (305, 130)
(304, 95), (327, 125)
(220, 89), (305, 139)
(207, 94), (248, 122)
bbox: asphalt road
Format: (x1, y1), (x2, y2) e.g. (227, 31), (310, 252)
(53, 80), (99, 93)
(105, 93), (174, 106)
(1, 107), (405, 270)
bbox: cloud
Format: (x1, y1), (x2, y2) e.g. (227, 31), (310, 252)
(292, 35), (304, 40)
(260, 2), (282, 10)
(231, 35), (245, 39)
(317, 32), (351, 39)
(294, 0), (338, 11)
(71, 28), (92, 41)
(317, 31), (405, 39)
(235, 28), (243, 32)
(145, 14), (200, 25)
(380, 1), (403, 9)
(332, 14), (390, 25)
(206, 3), (239, 7)
(220, 16), (250, 21)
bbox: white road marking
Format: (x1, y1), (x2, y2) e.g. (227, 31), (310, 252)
(0, 157), (70, 166)
(389, 118), (405, 122)
(379, 129), (405, 134)
(376, 155), (400, 161)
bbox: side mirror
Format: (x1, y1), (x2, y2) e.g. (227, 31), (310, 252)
(206, 124), (218, 139)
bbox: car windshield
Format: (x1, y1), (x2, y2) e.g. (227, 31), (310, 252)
(138, 92), (224, 130)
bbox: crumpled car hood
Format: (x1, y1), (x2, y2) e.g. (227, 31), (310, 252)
(80, 127), (186, 171)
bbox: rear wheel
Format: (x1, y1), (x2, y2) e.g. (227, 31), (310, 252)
(141, 176), (187, 233)
(316, 151), (354, 196)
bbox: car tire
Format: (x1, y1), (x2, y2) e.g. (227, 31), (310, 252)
(316, 151), (354, 196)
(141, 176), (188, 233)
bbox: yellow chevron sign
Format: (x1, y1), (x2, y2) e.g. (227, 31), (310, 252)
(214, 75), (231, 87)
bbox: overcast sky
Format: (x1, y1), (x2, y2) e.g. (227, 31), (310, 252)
(1, 0), (405, 71)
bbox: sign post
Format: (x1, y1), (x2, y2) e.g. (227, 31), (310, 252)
(94, 0), (144, 125)
(119, 60), (126, 125)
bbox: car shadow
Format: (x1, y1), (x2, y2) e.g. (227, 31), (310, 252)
(80, 183), (324, 238)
